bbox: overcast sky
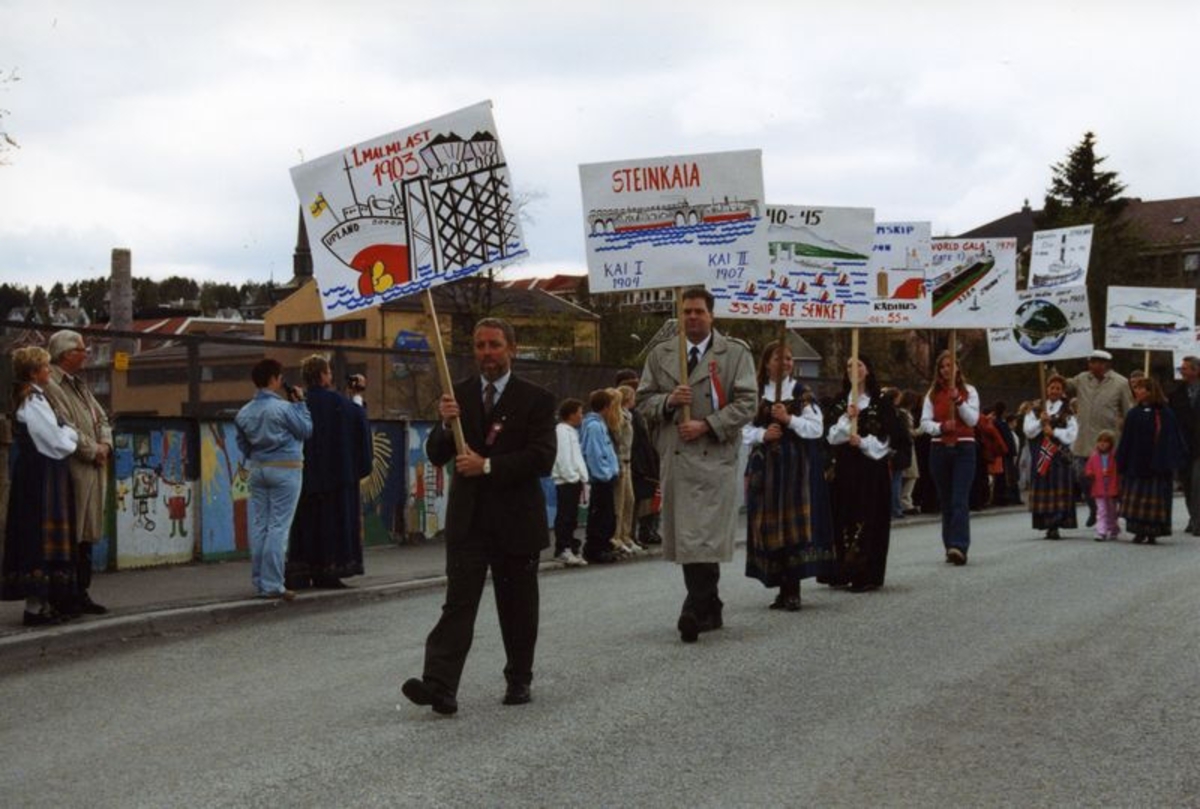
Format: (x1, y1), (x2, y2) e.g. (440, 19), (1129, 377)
(2, 0), (1197, 292)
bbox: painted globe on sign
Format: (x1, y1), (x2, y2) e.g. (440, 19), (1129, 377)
(1013, 298), (1069, 355)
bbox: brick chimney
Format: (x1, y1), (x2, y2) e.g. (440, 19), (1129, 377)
(110, 248), (135, 355)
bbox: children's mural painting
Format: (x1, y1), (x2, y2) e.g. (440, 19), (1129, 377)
(95, 418), (443, 569)
(112, 419), (196, 569)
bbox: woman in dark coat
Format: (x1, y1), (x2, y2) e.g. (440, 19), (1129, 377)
(1117, 376), (1186, 544)
(824, 355), (899, 592)
(742, 340), (833, 610)
(287, 355), (373, 589)
(2, 347), (80, 626)
(1023, 374), (1078, 539)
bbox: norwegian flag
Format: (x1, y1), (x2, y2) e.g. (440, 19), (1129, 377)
(1035, 438), (1058, 477)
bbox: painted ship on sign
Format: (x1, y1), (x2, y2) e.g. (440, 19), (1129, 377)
(1123, 318), (1177, 333)
(1032, 261), (1084, 288)
(1110, 300), (1187, 334)
(318, 157), (410, 298)
(930, 250), (994, 315)
(588, 197), (758, 234)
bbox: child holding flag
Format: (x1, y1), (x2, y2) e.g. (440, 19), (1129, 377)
(1024, 375), (1079, 539)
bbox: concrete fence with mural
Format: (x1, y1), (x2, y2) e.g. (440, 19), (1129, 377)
(89, 417), (455, 571)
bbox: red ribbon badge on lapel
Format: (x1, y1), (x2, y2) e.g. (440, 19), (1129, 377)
(708, 360), (726, 409)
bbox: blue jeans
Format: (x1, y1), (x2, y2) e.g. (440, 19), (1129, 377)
(248, 465), (303, 595)
(929, 442), (976, 553)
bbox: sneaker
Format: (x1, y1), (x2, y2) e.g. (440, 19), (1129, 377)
(946, 548), (967, 566)
(627, 541), (647, 555)
(557, 549), (587, 567)
(1094, 534), (1108, 542)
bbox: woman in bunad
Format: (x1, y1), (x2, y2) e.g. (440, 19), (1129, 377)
(1023, 374), (1078, 539)
(742, 340), (833, 611)
(1, 346), (80, 626)
(825, 356), (898, 592)
(1117, 376), (1185, 544)
(920, 350), (980, 565)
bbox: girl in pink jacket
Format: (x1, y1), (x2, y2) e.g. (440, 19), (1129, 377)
(1084, 430), (1120, 542)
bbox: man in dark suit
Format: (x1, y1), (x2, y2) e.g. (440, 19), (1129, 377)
(402, 318), (557, 715)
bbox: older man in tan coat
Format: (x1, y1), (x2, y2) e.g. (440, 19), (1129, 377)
(44, 329), (112, 615)
(637, 287), (757, 643)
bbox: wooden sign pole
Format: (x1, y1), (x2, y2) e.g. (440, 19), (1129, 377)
(948, 329), (958, 432)
(775, 320), (788, 405)
(849, 327), (860, 436)
(423, 289), (466, 455)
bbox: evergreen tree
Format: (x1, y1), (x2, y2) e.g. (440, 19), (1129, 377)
(0, 282), (30, 320)
(48, 281), (68, 309)
(159, 275), (200, 303)
(1040, 131), (1127, 225)
(30, 285), (48, 319)
(132, 276), (160, 312)
(78, 278), (109, 321)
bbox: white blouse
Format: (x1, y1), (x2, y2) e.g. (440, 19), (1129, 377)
(18, 386), (78, 460)
(1022, 398), (1078, 446)
(827, 392), (891, 460)
(742, 379), (823, 445)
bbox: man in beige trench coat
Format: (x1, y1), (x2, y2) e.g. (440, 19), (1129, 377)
(44, 329), (112, 615)
(637, 288), (757, 643)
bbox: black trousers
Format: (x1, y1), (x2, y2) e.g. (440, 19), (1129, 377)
(583, 479), (615, 558)
(422, 533), (540, 694)
(553, 482), (583, 554)
(682, 562), (721, 616)
(77, 541), (94, 592)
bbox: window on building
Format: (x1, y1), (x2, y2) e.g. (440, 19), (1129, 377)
(1184, 253), (1200, 274)
(277, 319), (366, 342)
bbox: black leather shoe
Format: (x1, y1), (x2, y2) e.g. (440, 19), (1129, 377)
(401, 678), (458, 715)
(782, 595), (802, 612)
(77, 594), (108, 615)
(502, 684), (531, 706)
(677, 610), (700, 643)
(22, 611), (63, 627)
(768, 593), (786, 610)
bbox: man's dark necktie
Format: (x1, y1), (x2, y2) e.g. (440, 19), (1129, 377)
(483, 382), (496, 420)
(687, 346), (699, 377)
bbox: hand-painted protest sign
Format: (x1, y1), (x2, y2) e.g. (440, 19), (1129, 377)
(862, 222), (931, 328)
(290, 101), (526, 319)
(1028, 224), (1093, 289)
(927, 237), (1018, 327)
(986, 286), (1093, 366)
(579, 150), (767, 294)
(712, 205), (873, 322)
(1105, 286), (1197, 351)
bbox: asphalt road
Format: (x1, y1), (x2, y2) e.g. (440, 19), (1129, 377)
(3, 508), (1199, 808)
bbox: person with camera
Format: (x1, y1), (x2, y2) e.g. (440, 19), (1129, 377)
(234, 358), (312, 600)
(286, 355), (373, 590)
(345, 373), (368, 409)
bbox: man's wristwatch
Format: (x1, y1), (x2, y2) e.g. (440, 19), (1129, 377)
(483, 458), (492, 475)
